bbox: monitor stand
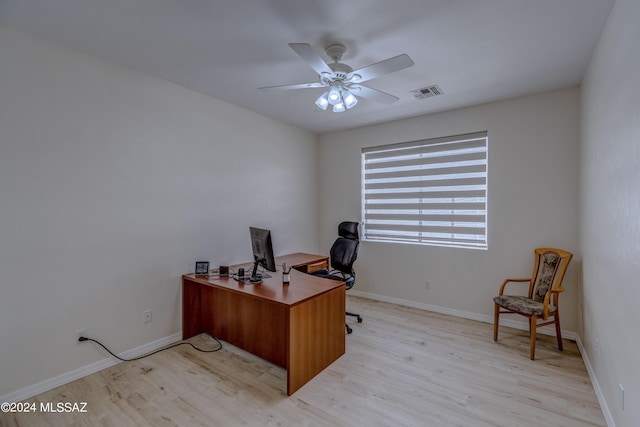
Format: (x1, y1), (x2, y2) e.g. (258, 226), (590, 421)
(249, 274), (263, 284)
(249, 258), (261, 283)
(249, 258), (272, 283)
(236, 259), (271, 284)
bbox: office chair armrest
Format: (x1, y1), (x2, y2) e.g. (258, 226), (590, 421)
(309, 268), (342, 276)
(498, 278), (531, 295)
(309, 268), (329, 276)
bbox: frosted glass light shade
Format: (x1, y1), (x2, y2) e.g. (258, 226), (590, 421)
(328, 86), (341, 105)
(315, 92), (329, 110)
(333, 102), (346, 113)
(343, 90), (358, 109)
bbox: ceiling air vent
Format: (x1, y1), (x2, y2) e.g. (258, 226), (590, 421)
(411, 84), (443, 100)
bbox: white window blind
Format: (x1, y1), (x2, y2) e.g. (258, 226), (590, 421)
(361, 131), (488, 249)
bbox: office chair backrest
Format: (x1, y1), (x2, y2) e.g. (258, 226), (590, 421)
(330, 221), (360, 275)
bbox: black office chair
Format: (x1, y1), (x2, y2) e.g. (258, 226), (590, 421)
(311, 221), (363, 334)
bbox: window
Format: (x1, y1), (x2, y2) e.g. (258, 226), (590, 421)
(361, 131), (488, 249)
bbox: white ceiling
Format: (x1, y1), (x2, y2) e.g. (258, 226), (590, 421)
(0, 0), (615, 134)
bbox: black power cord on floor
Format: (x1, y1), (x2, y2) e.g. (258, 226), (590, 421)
(78, 333), (222, 362)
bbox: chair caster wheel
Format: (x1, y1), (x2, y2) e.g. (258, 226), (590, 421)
(357, 316), (363, 323)
(346, 325), (353, 334)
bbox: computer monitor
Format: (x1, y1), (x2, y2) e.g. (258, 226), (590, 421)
(248, 227), (276, 282)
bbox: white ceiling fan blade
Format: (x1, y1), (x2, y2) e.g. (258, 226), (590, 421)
(351, 85), (400, 105)
(258, 82), (326, 91)
(348, 54), (414, 83)
(288, 43), (334, 76)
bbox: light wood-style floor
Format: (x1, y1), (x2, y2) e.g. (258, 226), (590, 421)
(1, 297), (606, 427)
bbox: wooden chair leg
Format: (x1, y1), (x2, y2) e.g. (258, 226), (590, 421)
(555, 312), (563, 351)
(529, 315), (537, 360)
(493, 303), (500, 341)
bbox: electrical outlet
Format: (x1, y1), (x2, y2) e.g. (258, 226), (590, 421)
(75, 328), (86, 344)
(143, 309), (152, 324)
(424, 281), (431, 290)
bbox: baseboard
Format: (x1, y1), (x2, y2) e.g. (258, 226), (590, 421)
(348, 290), (576, 340)
(2, 295), (583, 405)
(576, 336), (615, 427)
(0, 332), (182, 404)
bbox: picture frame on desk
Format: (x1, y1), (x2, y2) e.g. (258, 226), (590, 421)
(194, 261), (209, 277)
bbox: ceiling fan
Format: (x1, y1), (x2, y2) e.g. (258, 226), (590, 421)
(259, 43), (414, 112)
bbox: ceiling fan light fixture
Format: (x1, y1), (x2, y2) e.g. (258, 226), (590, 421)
(315, 91), (329, 110)
(333, 101), (346, 113)
(343, 90), (358, 109)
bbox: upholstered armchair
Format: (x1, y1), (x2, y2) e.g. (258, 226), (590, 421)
(493, 248), (573, 360)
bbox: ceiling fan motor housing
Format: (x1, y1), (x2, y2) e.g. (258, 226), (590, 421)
(329, 63), (353, 80)
(325, 43), (347, 61)
(324, 44), (353, 80)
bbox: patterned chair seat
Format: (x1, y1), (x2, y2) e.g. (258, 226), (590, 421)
(493, 295), (556, 316)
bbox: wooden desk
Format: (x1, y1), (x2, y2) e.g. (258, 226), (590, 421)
(182, 253), (345, 395)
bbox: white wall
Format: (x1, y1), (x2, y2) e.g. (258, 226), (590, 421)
(318, 88), (580, 331)
(0, 26), (318, 397)
(580, 0), (640, 425)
